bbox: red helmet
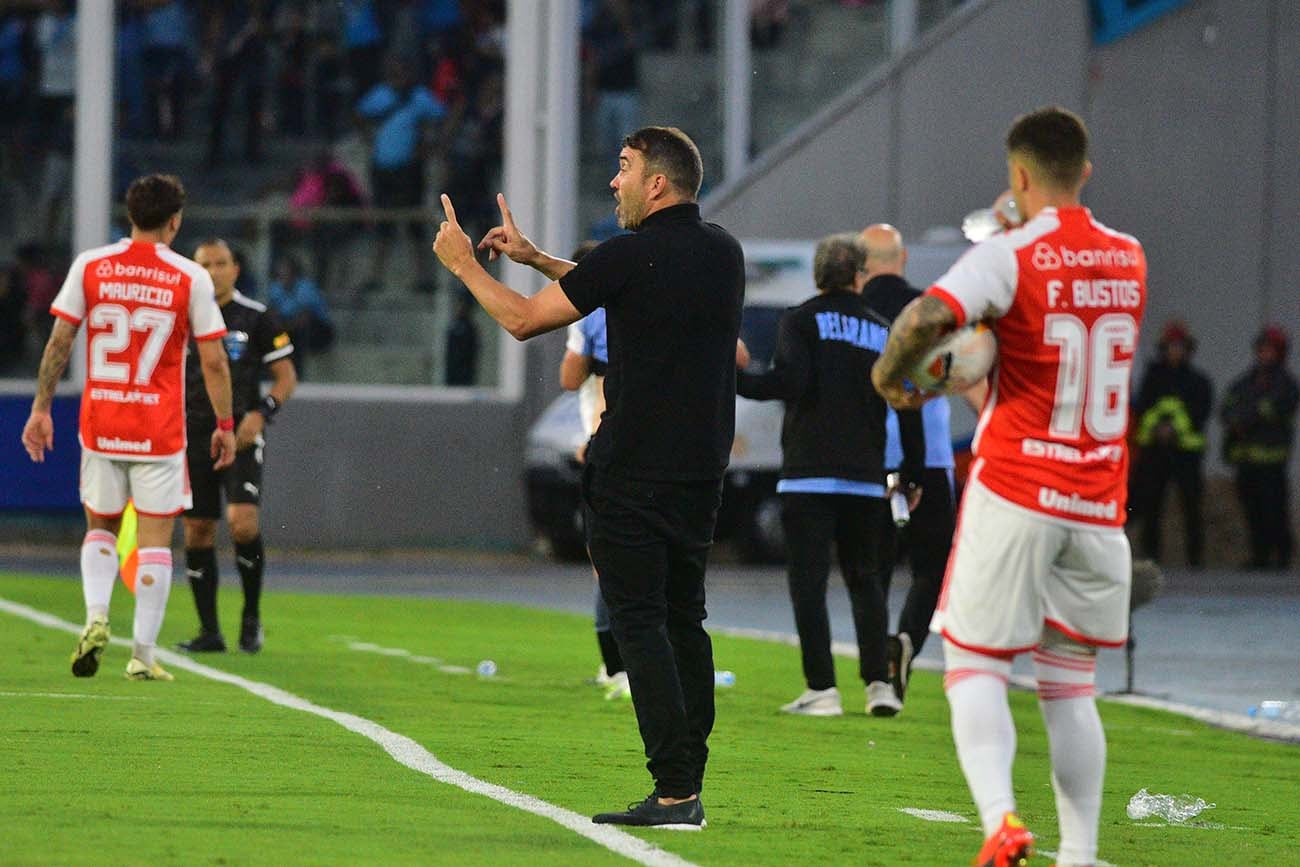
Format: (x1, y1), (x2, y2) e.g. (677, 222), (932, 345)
(1158, 320), (1195, 352)
(1255, 325), (1289, 359)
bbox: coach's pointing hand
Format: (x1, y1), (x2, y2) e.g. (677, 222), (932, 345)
(477, 193), (540, 266)
(434, 194), (476, 277)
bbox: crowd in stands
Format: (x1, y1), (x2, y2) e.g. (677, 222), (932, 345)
(0, 0), (927, 383)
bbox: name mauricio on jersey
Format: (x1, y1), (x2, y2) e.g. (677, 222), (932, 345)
(97, 281), (176, 307)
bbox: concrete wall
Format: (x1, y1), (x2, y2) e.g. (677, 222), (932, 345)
(258, 331), (565, 550)
(706, 0), (1299, 479)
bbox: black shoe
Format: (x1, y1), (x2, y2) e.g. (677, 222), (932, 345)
(592, 794), (705, 830)
(176, 632), (227, 653)
(887, 633), (914, 702)
(239, 616), (264, 654)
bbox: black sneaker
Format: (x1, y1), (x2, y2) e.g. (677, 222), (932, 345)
(592, 794), (705, 830)
(239, 616), (264, 654)
(887, 633), (914, 702)
(176, 632), (227, 653)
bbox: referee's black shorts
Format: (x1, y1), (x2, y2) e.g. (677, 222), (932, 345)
(185, 435), (264, 519)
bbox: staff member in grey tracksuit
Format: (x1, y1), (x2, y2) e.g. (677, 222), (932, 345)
(737, 233), (924, 718)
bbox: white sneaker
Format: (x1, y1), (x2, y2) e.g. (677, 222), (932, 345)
(604, 670), (632, 701)
(780, 687), (843, 716)
(867, 681), (902, 717)
(594, 664), (613, 686)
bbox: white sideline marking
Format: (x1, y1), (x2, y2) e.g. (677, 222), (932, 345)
(0, 690), (140, 700)
(712, 626), (1300, 743)
(0, 597), (698, 867)
(899, 808), (968, 823)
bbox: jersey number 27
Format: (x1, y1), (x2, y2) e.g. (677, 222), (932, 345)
(89, 304), (177, 386)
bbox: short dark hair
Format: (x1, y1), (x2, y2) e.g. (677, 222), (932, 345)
(194, 237), (238, 263)
(813, 233), (865, 292)
(125, 174), (186, 230)
(622, 127), (703, 198)
(1005, 106), (1089, 189)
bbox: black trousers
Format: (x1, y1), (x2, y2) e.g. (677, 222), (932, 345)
(1132, 447), (1205, 566)
(1235, 463), (1293, 569)
(583, 465), (721, 799)
(884, 467), (957, 654)
(780, 493), (893, 689)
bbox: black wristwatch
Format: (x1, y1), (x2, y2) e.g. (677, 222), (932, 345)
(258, 394), (280, 422)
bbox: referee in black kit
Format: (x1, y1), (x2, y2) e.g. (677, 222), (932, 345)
(434, 127), (744, 830)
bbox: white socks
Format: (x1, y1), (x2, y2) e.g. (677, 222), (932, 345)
(132, 548), (174, 666)
(943, 641), (1016, 836)
(80, 530), (118, 625)
(1033, 644), (1103, 867)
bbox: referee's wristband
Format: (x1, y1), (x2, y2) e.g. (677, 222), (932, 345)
(217, 416), (235, 433)
(258, 394), (280, 422)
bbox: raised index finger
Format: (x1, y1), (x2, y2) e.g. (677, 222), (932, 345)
(496, 192), (516, 229)
(440, 193), (459, 226)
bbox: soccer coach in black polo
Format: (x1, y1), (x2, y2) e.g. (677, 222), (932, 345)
(433, 127), (744, 830)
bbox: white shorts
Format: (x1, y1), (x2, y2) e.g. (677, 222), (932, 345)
(931, 478), (1131, 656)
(80, 450), (192, 518)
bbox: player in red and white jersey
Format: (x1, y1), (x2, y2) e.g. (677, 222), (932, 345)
(21, 174), (237, 683)
(873, 108), (1145, 867)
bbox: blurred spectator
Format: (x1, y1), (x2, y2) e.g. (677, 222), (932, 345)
(341, 0), (385, 95)
(273, 4), (309, 136)
(1129, 320), (1212, 567)
(285, 147), (367, 286)
(440, 68), (502, 243)
(141, 0), (194, 139)
(115, 4), (147, 138)
(585, 0), (641, 164)
(0, 263), (28, 375)
(420, 0), (464, 45)
(1221, 327), (1299, 571)
(267, 254), (334, 377)
(751, 0), (790, 49)
(204, 1), (269, 166)
(443, 289), (479, 386)
(0, 13), (36, 155)
(313, 31), (347, 139)
(34, 0), (75, 244)
(355, 55), (445, 294)
(15, 242), (60, 350)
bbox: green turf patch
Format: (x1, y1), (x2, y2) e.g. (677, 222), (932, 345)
(1, 571), (1296, 866)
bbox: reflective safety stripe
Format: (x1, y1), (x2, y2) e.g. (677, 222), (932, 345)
(1136, 396), (1205, 451)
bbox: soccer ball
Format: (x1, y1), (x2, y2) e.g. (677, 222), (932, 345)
(910, 322), (997, 393)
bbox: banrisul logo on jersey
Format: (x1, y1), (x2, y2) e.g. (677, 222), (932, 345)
(1031, 243), (1063, 271)
(224, 330), (250, 361)
(96, 260), (114, 278)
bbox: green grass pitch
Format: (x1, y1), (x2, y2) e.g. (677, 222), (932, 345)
(0, 571), (1296, 865)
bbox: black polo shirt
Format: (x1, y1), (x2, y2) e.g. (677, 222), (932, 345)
(559, 203), (745, 481)
(185, 292), (293, 431)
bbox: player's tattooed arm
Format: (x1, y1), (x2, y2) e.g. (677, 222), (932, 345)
(32, 319), (77, 413)
(871, 295), (957, 409)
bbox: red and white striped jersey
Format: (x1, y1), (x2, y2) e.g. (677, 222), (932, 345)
(927, 206), (1147, 527)
(51, 239), (226, 460)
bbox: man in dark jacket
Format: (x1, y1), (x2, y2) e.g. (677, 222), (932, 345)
(1221, 326), (1298, 570)
(1130, 320), (1213, 566)
(738, 233), (924, 717)
(859, 223), (960, 705)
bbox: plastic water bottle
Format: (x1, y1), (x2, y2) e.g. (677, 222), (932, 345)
(1248, 700), (1300, 721)
(714, 670), (735, 688)
(1126, 789), (1214, 823)
(887, 473), (910, 528)
(476, 659), (497, 678)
